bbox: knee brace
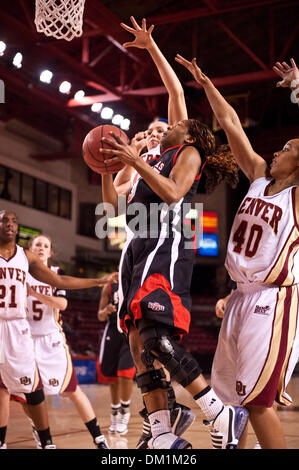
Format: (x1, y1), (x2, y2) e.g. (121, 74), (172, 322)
(24, 388), (45, 405)
(136, 368), (169, 395)
(138, 320), (202, 388)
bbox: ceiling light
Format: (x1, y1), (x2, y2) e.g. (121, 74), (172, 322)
(91, 102), (102, 113)
(13, 52), (22, 68)
(112, 114), (124, 126)
(121, 118), (130, 131)
(59, 80), (71, 94)
(40, 70), (53, 84)
(74, 90), (85, 101)
(0, 41), (6, 56)
(101, 107), (113, 119)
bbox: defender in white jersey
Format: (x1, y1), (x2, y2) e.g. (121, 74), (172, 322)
(0, 211), (116, 449)
(177, 55), (299, 448)
(25, 235), (109, 449)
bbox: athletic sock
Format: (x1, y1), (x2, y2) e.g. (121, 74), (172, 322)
(0, 425), (7, 446)
(85, 417), (102, 439)
(37, 428), (52, 448)
(193, 386), (224, 422)
(148, 409), (171, 439)
(120, 399), (131, 414)
(111, 403), (121, 415)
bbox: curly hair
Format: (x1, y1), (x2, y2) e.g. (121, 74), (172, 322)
(186, 119), (239, 193)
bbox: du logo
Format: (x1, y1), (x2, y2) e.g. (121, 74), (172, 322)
(0, 79), (4, 103)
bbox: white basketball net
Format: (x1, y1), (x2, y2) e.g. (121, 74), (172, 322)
(35, 0), (86, 41)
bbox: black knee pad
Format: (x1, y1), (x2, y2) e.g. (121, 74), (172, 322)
(138, 320), (202, 388)
(135, 368), (169, 395)
(25, 388), (45, 405)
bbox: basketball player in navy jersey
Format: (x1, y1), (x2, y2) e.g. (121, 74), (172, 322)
(99, 110), (247, 449)
(175, 55), (299, 448)
(111, 17), (195, 449)
(0, 210), (116, 449)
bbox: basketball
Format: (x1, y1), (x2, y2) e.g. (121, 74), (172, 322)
(82, 125), (128, 174)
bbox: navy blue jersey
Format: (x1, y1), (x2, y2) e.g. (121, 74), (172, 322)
(119, 145), (206, 336)
(126, 144), (206, 238)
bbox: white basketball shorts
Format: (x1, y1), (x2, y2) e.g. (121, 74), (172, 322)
(211, 283), (299, 407)
(32, 329), (77, 395)
(0, 318), (40, 394)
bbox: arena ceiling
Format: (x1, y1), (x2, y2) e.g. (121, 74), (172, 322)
(0, 0), (298, 161)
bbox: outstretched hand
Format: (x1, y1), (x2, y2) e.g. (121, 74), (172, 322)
(121, 16), (154, 49)
(273, 58), (299, 89)
(175, 54), (209, 85)
(97, 271), (118, 287)
(100, 132), (140, 167)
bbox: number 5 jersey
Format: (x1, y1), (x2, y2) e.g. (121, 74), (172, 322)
(225, 177), (299, 287)
(27, 266), (66, 336)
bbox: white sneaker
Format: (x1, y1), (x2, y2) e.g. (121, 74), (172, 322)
(32, 426), (42, 449)
(149, 432), (192, 449)
(254, 440), (262, 449)
(108, 412), (119, 434)
(94, 435), (109, 449)
(43, 444), (56, 449)
(204, 405), (249, 449)
(116, 410), (130, 435)
(0, 443), (7, 449)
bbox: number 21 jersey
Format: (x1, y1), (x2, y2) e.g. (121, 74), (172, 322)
(225, 177), (299, 286)
(0, 245), (28, 320)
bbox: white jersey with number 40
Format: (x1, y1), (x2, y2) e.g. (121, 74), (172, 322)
(27, 266), (66, 336)
(225, 177), (299, 287)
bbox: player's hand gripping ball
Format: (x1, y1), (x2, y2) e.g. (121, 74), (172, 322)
(82, 124), (128, 174)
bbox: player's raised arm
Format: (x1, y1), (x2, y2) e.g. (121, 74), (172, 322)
(121, 16), (188, 125)
(26, 250), (117, 289)
(175, 54), (267, 183)
(273, 58), (299, 107)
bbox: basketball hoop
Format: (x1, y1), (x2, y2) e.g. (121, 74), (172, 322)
(35, 0), (86, 41)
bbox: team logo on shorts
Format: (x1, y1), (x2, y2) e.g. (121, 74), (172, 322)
(20, 376), (31, 385)
(52, 341), (61, 348)
(236, 381), (246, 396)
(254, 305), (271, 315)
(49, 378), (59, 387)
(148, 301), (165, 312)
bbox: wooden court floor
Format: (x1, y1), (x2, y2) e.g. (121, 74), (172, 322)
(4, 375), (299, 450)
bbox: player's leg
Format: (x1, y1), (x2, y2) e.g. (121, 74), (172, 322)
(108, 381), (121, 433)
(246, 405), (286, 449)
(24, 389), (55, 449)
(19, 399), (42, 449)
(138, 319), (249, 449)
(129, 323), (192, 449)
(136, 361), (195, 449)
(115, 336), (136, 435)
(99, 323), (124, 434)
(115, 377), (133, 435)
(2, 320), (55, 449)
(0, 385), (9, 449)
(64, 385), (108, 449)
